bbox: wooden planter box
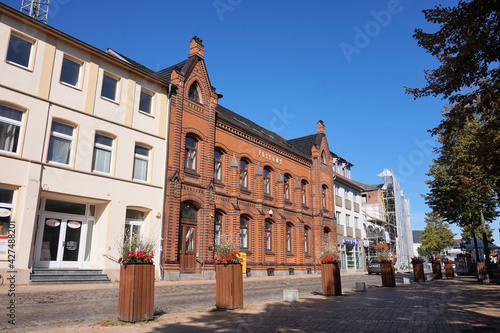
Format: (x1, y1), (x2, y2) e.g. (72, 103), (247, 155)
(321, 262), (342, 296)
(216, 263), (243, 309)
(118, 264), (154, 322)
(432, 262), (442, 280)
(445, 262), (454, 278)
(381, 262), (396, 287)
(413, 262), (425, 282)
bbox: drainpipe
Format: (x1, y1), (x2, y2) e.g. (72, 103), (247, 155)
(310, 160), (317, 273)
(160, 83), (173, 281)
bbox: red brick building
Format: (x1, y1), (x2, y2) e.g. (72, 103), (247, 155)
(162, 37), (336, 279)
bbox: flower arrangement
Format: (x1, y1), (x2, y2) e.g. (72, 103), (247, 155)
(428, 257), (440, 264)
(376, 242), (392, 263)
(319, 242), (340, 264)
(442, 257), (452, 264)
(213, 233), (241, 265)
(411, 257), (425, 264)
(118, 236), (155, 265)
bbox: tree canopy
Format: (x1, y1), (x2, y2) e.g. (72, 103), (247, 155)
(406, 0), (500, 197)
(418, 212), (455, 258)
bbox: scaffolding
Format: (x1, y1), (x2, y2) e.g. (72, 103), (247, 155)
(378, 169), (413, 271)
(20, 0), (50, 24)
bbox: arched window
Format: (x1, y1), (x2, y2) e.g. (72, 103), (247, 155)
(286, 223), (293, 252)
(214, 150), (222, 181)
(265, 220), (273, 251)
(184, 136), (197, 171)
(180, 202), (197, 220)
(322, 185), (328, 210)
(240, 216), (249, 249)
(188, 81), (201, 103)
(304, 226), (310, 253)
(263, 167), (271, 195)
(240, 159), (248, 188)
(301, 180), (308, 205)
(284, 174), (291, 201)
(214, 211), (222, 245)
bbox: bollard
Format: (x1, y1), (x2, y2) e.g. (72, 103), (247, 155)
(283, 289), (299, 302)
(355, 282), (366, 292)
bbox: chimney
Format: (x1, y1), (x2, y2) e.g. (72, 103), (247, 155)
(190, 36), (204, 58)
(317, 120), (325, 134)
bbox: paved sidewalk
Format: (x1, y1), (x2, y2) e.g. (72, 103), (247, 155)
(30, 275), (500, 333)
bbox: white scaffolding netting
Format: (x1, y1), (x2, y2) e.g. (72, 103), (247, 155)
(378, 169), (414, 271)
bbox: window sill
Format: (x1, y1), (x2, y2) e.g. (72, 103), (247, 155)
(265, 251), (275, 255)
(302, 205), (309, 210)
(264, 194), (274, 201)
(240, 188), (252, 195)
(286, 252), (295, 256)
(185, 169), (200, 179)
(284, 200), (293, 206)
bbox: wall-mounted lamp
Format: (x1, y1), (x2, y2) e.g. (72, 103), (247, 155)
(269, 209), (273, 216)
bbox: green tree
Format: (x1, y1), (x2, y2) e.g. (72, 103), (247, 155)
(405, 0), (500, 197)
(418, 212), (455, 258)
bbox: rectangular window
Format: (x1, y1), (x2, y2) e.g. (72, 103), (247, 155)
(286, 225), (292, 252)
(304, 227), (309, 253)
(6, 34), (33, 68)
(139, 90), (153, 114)
(240, 217), (248, 249)
(346, 214), (350, 228)
(133, 144), (150, 181)
(0, 104), (23, 153)
(92, 133), (113, 173)
(334, 184), (339, 196)
(101, 73), (118, 101)
(265, 221), (272, 251)
(47, 121), (74, 165)
(354, 217), (359, 229)
(60, 57), (81, 87)
(336, 212), (341, 225)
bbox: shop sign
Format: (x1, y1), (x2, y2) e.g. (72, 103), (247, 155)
(67, 221), (81, 229)
(343, 239), (359, 245)
(0, 208), (11, 217)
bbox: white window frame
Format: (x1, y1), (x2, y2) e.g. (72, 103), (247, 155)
(100, 72), (120, 102)
(6, 32), (35, 70)
(0, 104), (24, 154)
(92, 132), (114, 174)
(46, 120), (75, 166)
(59, 55), (83, 89)
(133, 144), (150, 182)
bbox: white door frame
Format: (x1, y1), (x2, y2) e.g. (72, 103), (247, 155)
(33, 212), (88, 269)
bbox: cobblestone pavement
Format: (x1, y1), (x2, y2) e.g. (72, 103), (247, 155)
(3, 273), (500, 332)
(0, 271), (377, 332)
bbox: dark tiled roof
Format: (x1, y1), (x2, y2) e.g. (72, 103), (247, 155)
(216, 105), (310, 161)
(156, 57), (196, 82)
(287, 134), (324, 157)
(353, 180), (384, 191)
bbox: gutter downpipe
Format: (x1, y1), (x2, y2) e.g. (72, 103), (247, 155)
(310, 159), (317, 273)
(160, 83), (173, 281)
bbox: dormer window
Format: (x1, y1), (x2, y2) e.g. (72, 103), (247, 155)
(188, 82), (201, 103)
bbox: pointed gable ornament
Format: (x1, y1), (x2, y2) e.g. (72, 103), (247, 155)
(255, 164), (262, 176)
(277, 172), (283, 183)
(231, 155), (238, 168)
(295, 179), (301, 189)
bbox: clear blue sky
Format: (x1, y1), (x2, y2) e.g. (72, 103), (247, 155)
(4, 0), (498, 241)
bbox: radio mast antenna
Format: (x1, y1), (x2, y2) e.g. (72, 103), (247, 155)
(20, 0), (50, 24)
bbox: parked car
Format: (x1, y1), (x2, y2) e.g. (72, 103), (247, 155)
(367, 259), (381, 274)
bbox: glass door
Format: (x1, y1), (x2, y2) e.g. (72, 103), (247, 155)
(35, 214), (86, 268)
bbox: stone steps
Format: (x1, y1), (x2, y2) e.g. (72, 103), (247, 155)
(30, 269), (111, 285)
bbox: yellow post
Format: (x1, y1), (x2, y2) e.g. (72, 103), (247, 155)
(237, 253), (246, 273)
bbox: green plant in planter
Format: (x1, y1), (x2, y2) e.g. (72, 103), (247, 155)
(213, 233), (240, 264)
(118, 236), (155, 265)
(318, 242), (340, 264)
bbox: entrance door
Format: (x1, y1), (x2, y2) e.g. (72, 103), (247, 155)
(179, 223), (196, 272)
(34, 214), (86, 268)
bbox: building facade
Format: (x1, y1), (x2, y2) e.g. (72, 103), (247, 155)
(332, 156), (365, 270)
(162, 38), (337, 279)
(0, 4), (170, 283)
